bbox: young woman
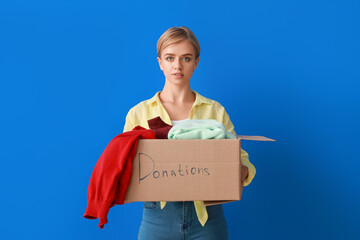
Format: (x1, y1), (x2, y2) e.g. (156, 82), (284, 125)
(123, 26), (256, 240)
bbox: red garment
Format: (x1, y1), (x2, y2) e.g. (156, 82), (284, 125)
(83, 126), (155, 228)
(147, 116), (172, 139)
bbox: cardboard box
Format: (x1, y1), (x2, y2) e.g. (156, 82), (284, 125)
(124, 135), (274, 206)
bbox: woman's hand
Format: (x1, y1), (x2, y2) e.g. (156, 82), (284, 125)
(241, 164), (249, 187)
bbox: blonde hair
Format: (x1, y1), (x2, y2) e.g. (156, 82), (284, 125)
(157, 26), (200, 59)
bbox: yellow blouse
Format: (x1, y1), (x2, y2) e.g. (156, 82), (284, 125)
(123, 90), (256, 226)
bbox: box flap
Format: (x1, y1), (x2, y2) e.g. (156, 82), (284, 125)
(236, 135), (275, 142)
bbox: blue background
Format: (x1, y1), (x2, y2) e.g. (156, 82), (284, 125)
(1, 0), (359, 239)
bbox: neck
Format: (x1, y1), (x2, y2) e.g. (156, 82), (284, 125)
(160, 82), (195, 104)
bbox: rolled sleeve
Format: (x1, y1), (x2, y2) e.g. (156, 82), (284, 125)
(123, 108), (135, 133)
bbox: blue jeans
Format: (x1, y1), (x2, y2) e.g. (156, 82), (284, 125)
(138, 201), (229, 240)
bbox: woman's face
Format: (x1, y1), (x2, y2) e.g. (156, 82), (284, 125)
(157, 40), (199, 87)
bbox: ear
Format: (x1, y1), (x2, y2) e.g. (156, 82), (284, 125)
(194, 57), (200, 71)
(157, 57), (163, 71)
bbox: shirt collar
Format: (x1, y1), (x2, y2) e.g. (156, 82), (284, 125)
(149, 90), (212, 106)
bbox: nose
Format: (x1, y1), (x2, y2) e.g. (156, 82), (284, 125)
(173, 57), (183, 70)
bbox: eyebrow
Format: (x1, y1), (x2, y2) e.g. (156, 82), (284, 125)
(164, 53), (194, 57)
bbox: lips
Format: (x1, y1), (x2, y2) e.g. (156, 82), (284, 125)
(172, 73), (184, 76)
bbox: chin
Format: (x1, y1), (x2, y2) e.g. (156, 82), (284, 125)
(168, 80), (190, 86)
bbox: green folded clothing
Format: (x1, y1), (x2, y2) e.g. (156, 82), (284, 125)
(168, 119), (236, 139)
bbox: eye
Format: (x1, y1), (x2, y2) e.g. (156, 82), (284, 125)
(166, 57), (173, 61)
(183, 57), (191, 62)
